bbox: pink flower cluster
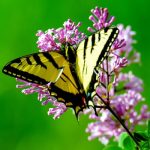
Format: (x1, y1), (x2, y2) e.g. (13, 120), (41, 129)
(16, 6), (150, 144)
(84, 7), (150, 144)
(36, 19), (86, 52)
(88, 7), (115, 32)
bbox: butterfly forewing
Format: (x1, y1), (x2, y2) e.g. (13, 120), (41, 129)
(76, 27), (119, 95)
(3, 52), (70, 84)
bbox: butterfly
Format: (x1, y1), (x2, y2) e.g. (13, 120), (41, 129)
(2, 27), (119, 117)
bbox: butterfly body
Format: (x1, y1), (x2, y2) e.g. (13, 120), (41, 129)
(2, 27), (119, 117)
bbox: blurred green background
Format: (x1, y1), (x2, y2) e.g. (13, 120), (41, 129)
(0, 0), (150, 150)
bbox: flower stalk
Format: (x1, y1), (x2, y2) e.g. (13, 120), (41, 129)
(97, 55), (141, 148)
(97, 93), (140, 148)
(95, 55), (140, 148)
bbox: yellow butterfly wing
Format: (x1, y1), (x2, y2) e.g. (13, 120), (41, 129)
(3, 52), (71, 84)
(76, 27), (119, 95)
(2, 51), (86, 116)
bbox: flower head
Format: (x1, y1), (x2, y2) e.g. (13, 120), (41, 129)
(88, 7), (115, 32)
(113, 24), (136, 56)
(36, 19), (86, 52)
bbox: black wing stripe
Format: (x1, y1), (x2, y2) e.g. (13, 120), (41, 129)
(82, 38), (89, 75)
(61, 72), (78, 90)
(97, 28), (118, 65)
(4, 65), (48, 84)
(42, 52), (60, 69)
(98, 32), (101, 41)
(26, 57), (32, 65)
(91, 33), (95, 53)
(13, 58), (21, 64)
(83, 38), (88, 59)
(49, 84), (86, 115)
(104, 27), (109, 32)
(33, 54), (47, 69)
(60, 76), (66, 82)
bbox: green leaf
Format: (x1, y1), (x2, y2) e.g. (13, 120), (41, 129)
(123, 136), (135, 150)
(119, 132), (128, 149)
(141, 141), (150, 150)
(142, 141), (149, 148)
(118, 132), (135, 150)
(134, 132), (148, 142)
(103, 145), (122, 150)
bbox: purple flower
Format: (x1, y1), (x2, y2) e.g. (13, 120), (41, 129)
(112, 24), (139, 65)
(86, 113), (124, 145)
(113, 24), (136, 56)
(36, 29), (61, 51)
(105, 54), (128, 73)
(116, 72), (143, 92)
(88, 7), (115, 32)
(43, 98), (67, 120)
(112, 39), (126, 50)
(36, 19), (86, 52)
